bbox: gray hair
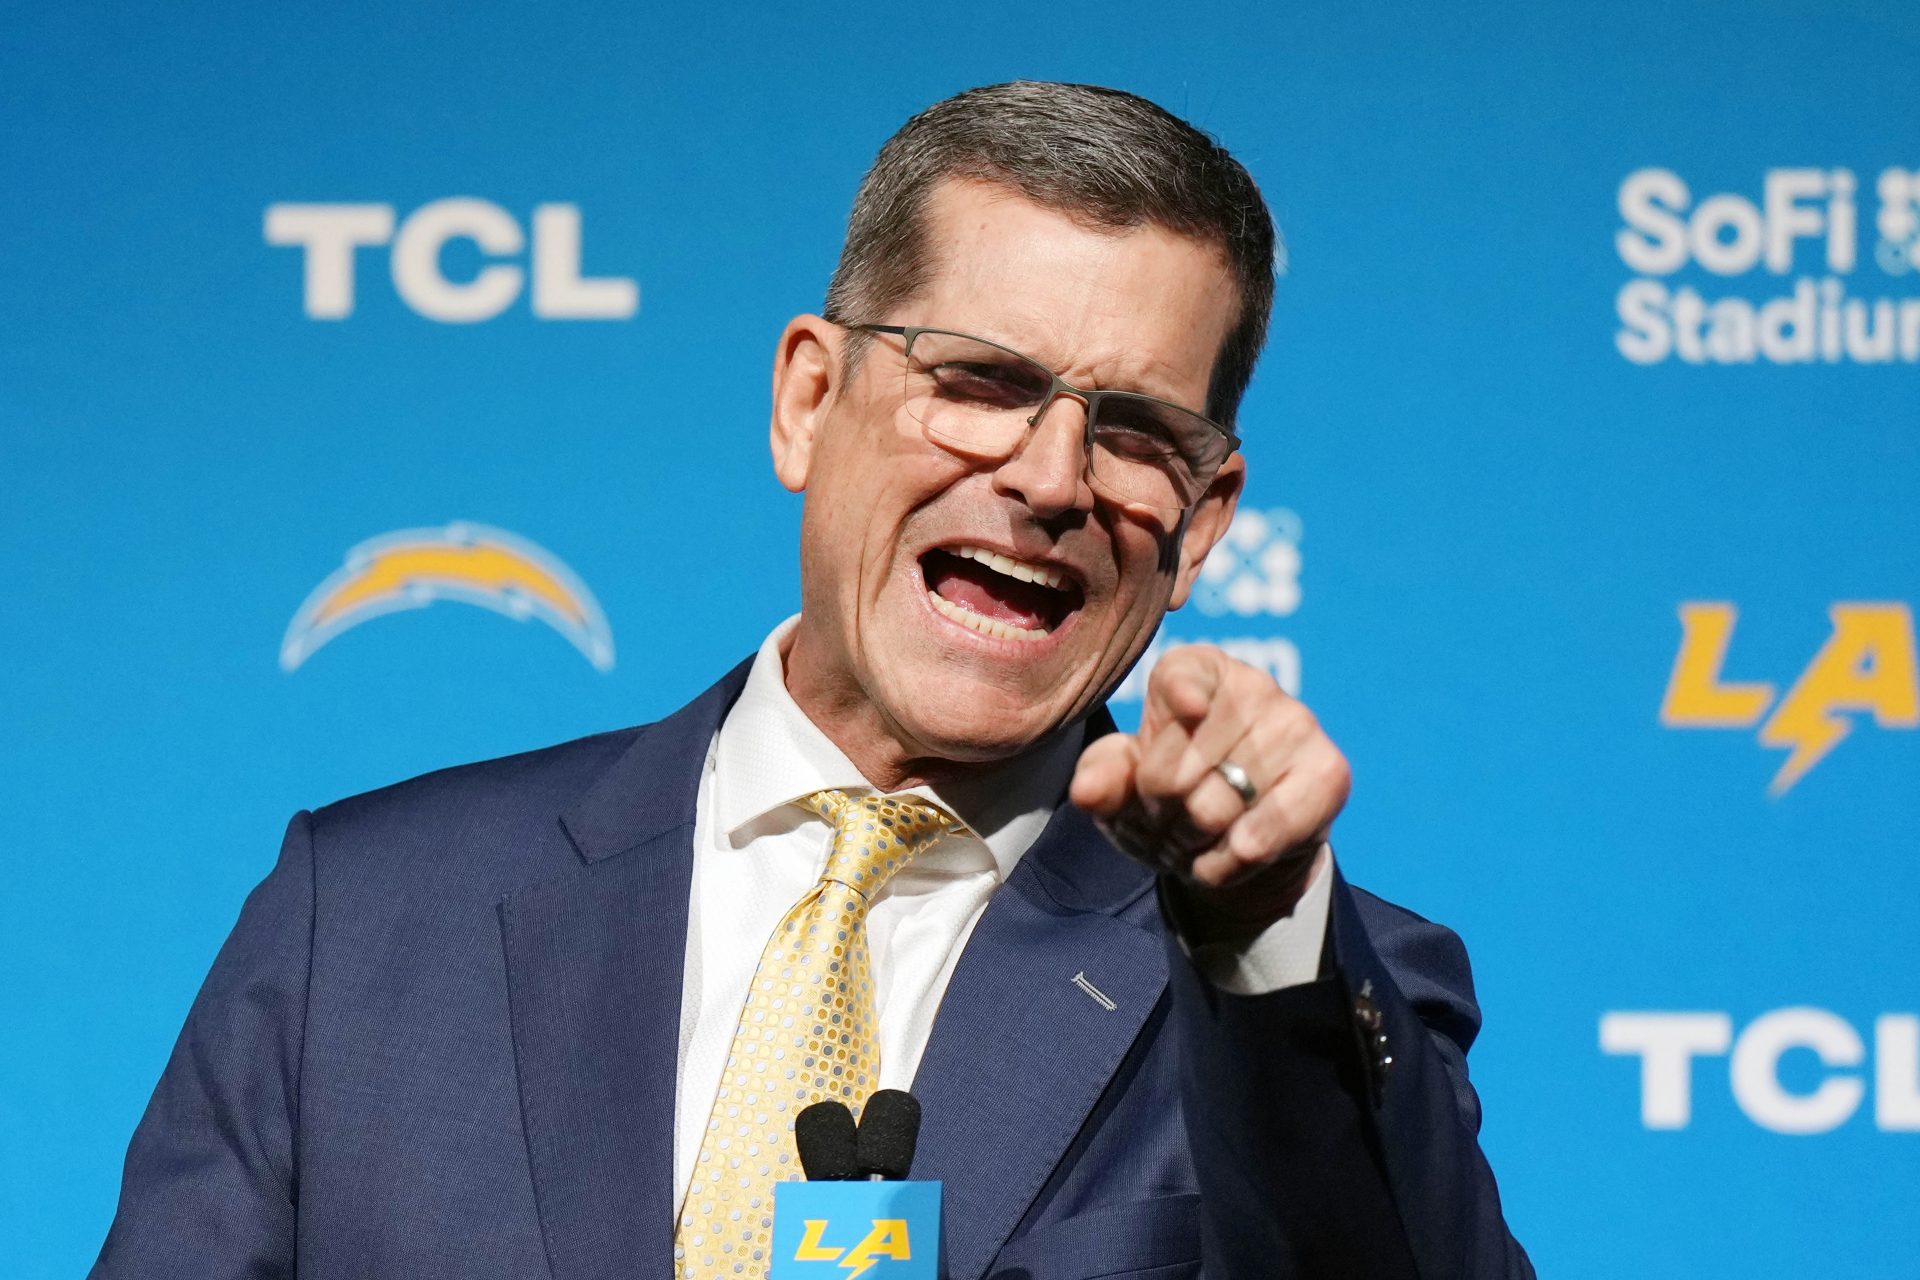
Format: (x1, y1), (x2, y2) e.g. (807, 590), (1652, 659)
(822, 80), (1279, 428)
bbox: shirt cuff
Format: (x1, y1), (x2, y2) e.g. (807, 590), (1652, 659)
(1170, 844), (1335, 994)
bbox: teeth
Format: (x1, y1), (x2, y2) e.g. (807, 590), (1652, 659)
(951, 545), (1069, 591)
(928, 590), (1049, 642)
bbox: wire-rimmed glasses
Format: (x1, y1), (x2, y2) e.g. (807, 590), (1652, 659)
(849, 324), (1239, 511)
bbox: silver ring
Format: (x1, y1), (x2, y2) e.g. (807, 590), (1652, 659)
(1215, 759), (1258, 805)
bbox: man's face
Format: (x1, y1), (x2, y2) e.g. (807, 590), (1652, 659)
(776, 178), (1245, 775)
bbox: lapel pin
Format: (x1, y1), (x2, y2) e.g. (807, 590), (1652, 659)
(1071, 971), (1117, 1011)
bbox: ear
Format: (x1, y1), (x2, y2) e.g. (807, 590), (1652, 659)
(769, 314), (840, 493)
(1167, 453), (1246, 611)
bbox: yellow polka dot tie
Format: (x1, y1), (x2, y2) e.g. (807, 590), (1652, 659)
(673, 790), (958, 1279)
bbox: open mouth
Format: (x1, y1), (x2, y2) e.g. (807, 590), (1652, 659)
(919, 545), (1085, 642)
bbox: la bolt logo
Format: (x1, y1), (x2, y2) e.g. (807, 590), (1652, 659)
(265, 199), (638, 322)
(1660, 602), (1917, 794)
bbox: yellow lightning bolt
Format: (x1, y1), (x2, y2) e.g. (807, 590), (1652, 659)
(1758, 604), (1919, 796)
(312, 542), (586, 628)
(1757, 685), (1852, 797)
(838, 1220), (911, 1279)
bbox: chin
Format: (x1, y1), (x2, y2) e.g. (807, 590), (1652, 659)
(858, 578), (1117, 764)
(883, 680), (1076, 766)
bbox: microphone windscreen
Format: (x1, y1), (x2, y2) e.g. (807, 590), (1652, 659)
(794, 1100), (859, 1181)
(855, 1089), (922, 1181)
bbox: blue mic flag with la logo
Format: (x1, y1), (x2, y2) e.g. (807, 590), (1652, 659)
(770, 1181), (941, 1280)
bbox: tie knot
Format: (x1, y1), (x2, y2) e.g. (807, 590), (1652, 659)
(797, 790), (956, 897)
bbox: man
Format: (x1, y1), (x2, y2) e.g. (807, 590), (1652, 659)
(94, 82), (1531, 1278)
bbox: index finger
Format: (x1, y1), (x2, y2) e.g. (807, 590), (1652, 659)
(1143, 645), (1226, 736)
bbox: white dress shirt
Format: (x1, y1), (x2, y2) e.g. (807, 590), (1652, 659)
(671, 617), (1333, 1205)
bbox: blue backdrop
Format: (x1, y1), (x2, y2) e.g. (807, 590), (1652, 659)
(5, 2), (1917, 1275)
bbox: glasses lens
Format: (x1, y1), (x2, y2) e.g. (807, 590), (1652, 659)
(1087, 394), (1229, 509)
(901, 330), (1053, 458)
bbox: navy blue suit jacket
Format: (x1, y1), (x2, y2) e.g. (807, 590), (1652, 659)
(93, 660), (1532, 1279)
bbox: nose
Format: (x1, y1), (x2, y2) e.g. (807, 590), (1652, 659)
(990, 388), (1097, 518)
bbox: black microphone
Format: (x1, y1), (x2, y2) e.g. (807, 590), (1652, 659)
(794, 1100), (859, 1181)
(855, 1089), (922, 1181)
(775, 1092), (941, 1268)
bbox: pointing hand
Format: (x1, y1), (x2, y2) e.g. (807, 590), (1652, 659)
(1069, 645), (1348, 937)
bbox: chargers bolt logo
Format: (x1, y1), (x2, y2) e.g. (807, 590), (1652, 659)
(280, 522), (614, 672)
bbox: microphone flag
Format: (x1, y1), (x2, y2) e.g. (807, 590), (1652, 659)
(769, 1180), (941, 1280)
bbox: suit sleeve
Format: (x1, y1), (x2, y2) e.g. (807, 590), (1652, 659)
(90, 812), (315, 1280)
(1167, 865), (1533, 1280)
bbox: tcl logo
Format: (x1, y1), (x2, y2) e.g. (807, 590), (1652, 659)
(264, 199), (637, 322)
(1602, 1009), (1920, 1134)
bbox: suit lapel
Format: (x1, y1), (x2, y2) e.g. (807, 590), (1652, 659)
(912, 800), (1166, 1280)
(498, 661), (751, 1280)
(497, 674), (1157, 1280)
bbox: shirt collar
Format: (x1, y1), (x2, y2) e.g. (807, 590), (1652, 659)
(710, 616), (1082, 882)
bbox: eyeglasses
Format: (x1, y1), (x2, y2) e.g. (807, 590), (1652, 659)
(848, 324), (1239, 512)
